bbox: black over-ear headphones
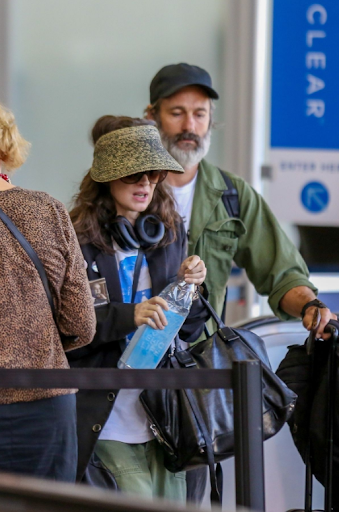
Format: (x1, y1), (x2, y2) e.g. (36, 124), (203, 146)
(110, 214), (165, 251)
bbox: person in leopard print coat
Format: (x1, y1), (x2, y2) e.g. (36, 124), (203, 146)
(0, 104), (96, 482)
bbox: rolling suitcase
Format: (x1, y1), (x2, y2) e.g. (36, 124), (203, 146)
(277, 315), (339, 512)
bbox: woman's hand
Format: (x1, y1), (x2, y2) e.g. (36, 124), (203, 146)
(178, 255), (207, 285)
(134, 297), (169, 329)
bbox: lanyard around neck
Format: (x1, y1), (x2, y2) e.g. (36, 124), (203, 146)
(131, 249), (144, 304)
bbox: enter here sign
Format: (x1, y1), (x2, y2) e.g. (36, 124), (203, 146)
(267, 0), (339, 225)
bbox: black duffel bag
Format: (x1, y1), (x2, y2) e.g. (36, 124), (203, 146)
(140, 294), (296, 495)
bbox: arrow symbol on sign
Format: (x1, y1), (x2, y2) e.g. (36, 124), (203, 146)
(306, 187), (326, 209)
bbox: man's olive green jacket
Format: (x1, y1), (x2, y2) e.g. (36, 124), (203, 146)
(187, 159), (316, 322)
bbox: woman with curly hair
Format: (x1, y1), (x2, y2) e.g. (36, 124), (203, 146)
(69, 116), (209, 502)
(0, 104), (96, 481)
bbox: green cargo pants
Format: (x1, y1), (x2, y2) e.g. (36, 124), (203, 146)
(95, 439), (186, 502)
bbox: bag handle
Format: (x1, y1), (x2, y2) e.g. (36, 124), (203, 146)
(184, 387), (222, 503)
(198, 292), (241, 344)
(171, 355), (222, 503)
(198, 291), (225, 328)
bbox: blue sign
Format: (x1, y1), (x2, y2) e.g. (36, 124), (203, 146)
(301, 181), (329, 212)
(271, 1), (339, 150)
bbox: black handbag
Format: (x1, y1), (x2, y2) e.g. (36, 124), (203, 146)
(140, 294), (296, 499)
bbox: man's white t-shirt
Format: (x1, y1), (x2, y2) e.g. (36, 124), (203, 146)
(99, 243), (154, 443)
(170, 173), (198, 233)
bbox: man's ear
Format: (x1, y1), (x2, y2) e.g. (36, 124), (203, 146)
(145, 105), (155, 120)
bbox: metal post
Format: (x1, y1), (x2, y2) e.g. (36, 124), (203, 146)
(233, 360), (265, 511)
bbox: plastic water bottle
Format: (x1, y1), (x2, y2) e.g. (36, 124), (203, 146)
(118, 280), (195, 369)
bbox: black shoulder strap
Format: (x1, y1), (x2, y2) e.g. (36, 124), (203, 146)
(131, 249), (144, 303)
(218, 169), (240, 218)
(0, 206), (56, 320)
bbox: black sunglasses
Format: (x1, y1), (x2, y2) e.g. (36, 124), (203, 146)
(120, 170), (168, 185)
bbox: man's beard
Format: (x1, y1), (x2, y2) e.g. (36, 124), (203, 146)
(158, 127), (211, 170)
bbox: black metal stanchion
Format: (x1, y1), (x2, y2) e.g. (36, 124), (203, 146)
(233, 360), (265, 512)
(0, 366), (266, 511)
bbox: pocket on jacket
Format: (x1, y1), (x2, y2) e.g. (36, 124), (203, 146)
(205, 231), (238, 254)
(202, 219), (245, 291)
(204, 218), (246, 239)
(204, 218), (245, 254)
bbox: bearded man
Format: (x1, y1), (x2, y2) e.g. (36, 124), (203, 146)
(145, 63), (336, 503)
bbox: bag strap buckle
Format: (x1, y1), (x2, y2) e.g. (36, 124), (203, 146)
(175, 351), (197, 368)
(218, 327), (239, 343)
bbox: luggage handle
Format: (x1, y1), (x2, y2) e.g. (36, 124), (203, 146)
(304, 318), (339, 512)
(325, 318), (339, 337)
(324, 319), (339, 512)
(305, 315), (339, 355)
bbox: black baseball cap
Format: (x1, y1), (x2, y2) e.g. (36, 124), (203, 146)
(150, 63), (219, 104)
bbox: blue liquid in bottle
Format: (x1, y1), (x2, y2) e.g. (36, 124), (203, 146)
(118, 280), (195, 369)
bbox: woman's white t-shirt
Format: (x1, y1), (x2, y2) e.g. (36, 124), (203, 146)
(99, 243), (154, 443)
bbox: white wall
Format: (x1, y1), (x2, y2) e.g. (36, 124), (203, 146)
(0, 1), (10, 105)
(6, 0), (227, 207)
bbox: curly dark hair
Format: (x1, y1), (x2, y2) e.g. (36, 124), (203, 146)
(70, 115), (181, 253)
